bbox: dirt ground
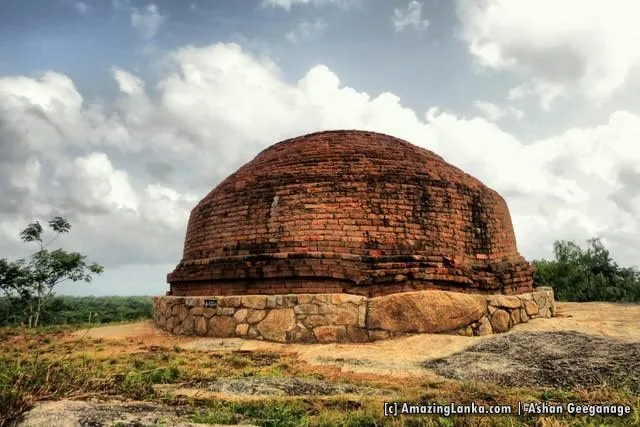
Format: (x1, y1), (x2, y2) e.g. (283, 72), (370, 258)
(74, 302), (640, 381)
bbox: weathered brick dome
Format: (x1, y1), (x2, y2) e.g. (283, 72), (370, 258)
(167, 130), (534, 298)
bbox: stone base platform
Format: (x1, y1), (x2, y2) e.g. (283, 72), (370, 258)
(152, 287), (555, 343)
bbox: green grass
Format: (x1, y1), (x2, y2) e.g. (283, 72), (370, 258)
(192, 399), (314, 427)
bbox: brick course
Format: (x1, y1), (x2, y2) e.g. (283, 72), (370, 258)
(167, 130), (535, 297)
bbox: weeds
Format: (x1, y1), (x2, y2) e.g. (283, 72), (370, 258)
(0, 353), (102, 425)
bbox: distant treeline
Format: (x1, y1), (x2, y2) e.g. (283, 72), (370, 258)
(534, 238), (640, 303)
(0, 295), (152, 327)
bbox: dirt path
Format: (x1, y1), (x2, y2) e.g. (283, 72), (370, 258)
(74, 302), (640, 379)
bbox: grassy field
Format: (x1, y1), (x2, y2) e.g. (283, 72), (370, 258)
(1, 323), (639, 427)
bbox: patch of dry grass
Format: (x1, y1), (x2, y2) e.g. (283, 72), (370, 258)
(0, 326), (638, 427)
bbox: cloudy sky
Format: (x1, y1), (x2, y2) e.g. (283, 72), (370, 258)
(2, 0), (640, 296)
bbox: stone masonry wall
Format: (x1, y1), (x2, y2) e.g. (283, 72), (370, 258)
(153, 287), (555, 343)
(168, 130), (535, 297)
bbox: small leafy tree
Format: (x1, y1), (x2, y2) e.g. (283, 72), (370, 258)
(0, 217), (103, 328)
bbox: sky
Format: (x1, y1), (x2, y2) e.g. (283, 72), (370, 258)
(1, 0), (640, 296)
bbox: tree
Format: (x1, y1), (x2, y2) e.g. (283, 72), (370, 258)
(533, 238), (640, 302)
(0, 258), (32, 324)
(0, 217), (103, 328)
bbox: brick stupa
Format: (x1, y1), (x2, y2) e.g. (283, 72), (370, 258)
(167, 130), (535, 298)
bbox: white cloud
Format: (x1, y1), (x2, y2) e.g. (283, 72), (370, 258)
(139, 184), (198, 228)
(3, 42), (640, 296)
(507, 80), (566, 111)
(457, 0), (640, 106)
(286, 18), (328, 43)
(393, 1), (429, 32)
(130, 4), (165, 40)
(0, 72), (84, 154)
(473, 100), (524, 121)
(112, 67), (145, 95)
(54, 152), (139, 213)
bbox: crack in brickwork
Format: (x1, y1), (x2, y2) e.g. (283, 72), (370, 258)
(167, 130), (535, 297)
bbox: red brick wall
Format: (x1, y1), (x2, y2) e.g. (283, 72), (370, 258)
(168, 130), (534, 296)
